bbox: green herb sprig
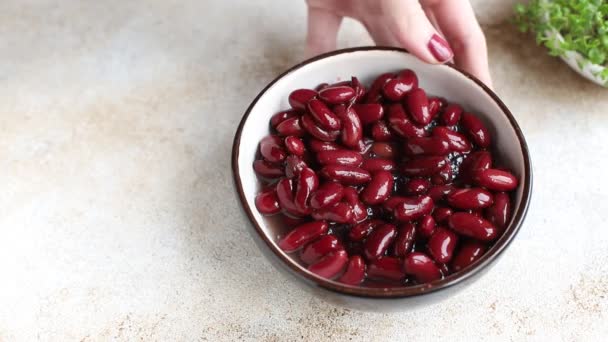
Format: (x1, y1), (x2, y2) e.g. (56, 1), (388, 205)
(514, 0), (608, 67)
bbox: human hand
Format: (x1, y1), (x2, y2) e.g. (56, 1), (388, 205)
(305, 0), (492, 87)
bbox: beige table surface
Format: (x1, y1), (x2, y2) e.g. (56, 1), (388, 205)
(1, 1), (607, 341)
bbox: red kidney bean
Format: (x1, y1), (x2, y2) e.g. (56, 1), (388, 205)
(364, 223), (397, 260)
(353, 104), (384, 125)
(397, 69), (418, 86)
(433, 126), (472, 153)
(371, 142), (396, 159)
(271, 110), (299, 129)
(404, 136), (450, 156)
(361, 159), (396, 172)
(284, 155), (307, 179)
(431, 163), (452, 185)
(364, 72), (394, 103)
(393, 222), (416, 257)
(312, 202), (354, 224)
(448, 212), (498, 241)
(428, 97), (445, 118)
(300, 234), (342, 264)
(473, 169), (518, 191)
(382, 77), (416, 101)
(403, 252), (442, 283)
(294, 168), (318, 214)
(278, 220), (329, 252)
(259, 135), (286, 163)
(393, 195), (434, 221)
(318, 86), (356, 104)
(451, 241), (487, 272)
(301, 114), (340, 142)
(440, 104), (462, 126)
(405, 88), (432, 125)
(418, 215), (436, 239)
(371, 121), (394, 142)
(342, 187), (368, 223)
(485, 192), (511, 229)
(307, 99), (342, 131)
(460, 151), (492, 183)
(317, 149), (363, 167)
(253, 159), (284, 179)
(308, 139), (340, 153)
(284, 136), (305, 156)
(401, 156), (448, 177)
(349, 219), (384, 241)
(310, 182), (344, 209)
(382, 196), (406, 211)
(433, 207), (453, 224)
(368, 257), (405, 281)
(275, 116), (306, 137)
(355, 137), (373, 154)
(334, 105), (363, 149)
(338, 255), (366, 285)
(288, 88), (317, 110)
(447, 188), (494, 209)
(404, 178), (431, 195)
(461, 112), (491, 148)
(387, 104), (426, 138)
(427, 184), (455, 202)
(308, 249), (348, 279)
(351, 76), (366, 102)
(255, 188), (281, 215)
(276, 178), (304, 216)
(427, 227), (458, 263)
(320, 165), (371, 185)
(360, 170), (394, 205)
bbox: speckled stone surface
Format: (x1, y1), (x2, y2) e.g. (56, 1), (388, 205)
(1, 1), (607, 341)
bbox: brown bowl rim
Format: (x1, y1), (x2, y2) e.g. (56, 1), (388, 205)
(231, 46), (533, 298)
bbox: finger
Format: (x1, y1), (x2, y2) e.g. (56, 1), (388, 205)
(424, 0), (492, 86)
(382, 0), (453, 64)
(364, 20), (400, 47)
(305, 6), (343, 58)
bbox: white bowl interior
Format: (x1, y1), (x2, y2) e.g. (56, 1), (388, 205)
(237, 50), (527, 282)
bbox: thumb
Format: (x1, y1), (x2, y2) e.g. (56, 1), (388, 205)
(384, 0), (453, 64)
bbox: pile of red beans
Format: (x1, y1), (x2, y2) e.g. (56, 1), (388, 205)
(253, 69), (518, 287)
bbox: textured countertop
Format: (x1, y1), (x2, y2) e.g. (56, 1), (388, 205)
(1, 0), (607, 341)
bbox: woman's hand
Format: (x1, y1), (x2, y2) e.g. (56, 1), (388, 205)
(305, 0), (492, 86)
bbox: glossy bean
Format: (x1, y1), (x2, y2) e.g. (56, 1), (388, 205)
(433, 126), (472, 153)
(307, 99), (342, 131)
(387, 104), (426, 138)
(317, 149), (363, 167)
(284, 136), (305, 156)
(255, 188), (281, 215)
(392, 222), (416, 257)
(485, 192), (511, 229)
(349, 219), (384, 241)
(342, 187), (368, 223)
(364, 72), (394, 103)
(275, 116), (306, 137)
(403, 252), (442, 283)
(335, 105), (363, 149)
(364, 224), (397, 260)
(260, 135), (286, 163)
(311, 202), (354, 224)
(318, 86), (356, 104)
(276, 178), (302, 216)
(428, 97), (445, 118)
(451, 241), (487, 272)
(382, 196), (407, 211)
(308, 249), (348, 279)
(361, 158), (396, 172)
(300, 234), (342, 264)
(401, 156), (448, 177)
(431, 163), (452, 185)
(473, 169), (519, 191)
(370, 120), (394, 142)
(393, 195), (434, 221)
(371, 142), (397, 159)
(278, 220), (329, 252)
(360, 170), (394, 205)
(404, 136), (450, 156)
(382, 76), (417, 101)
(271, 110), (299, 129)
(308, 139), (340, 153)
(294, 168), (318, 214)
(288, 88), (317, 110)
(460, 151), (492, 183)
(447, 188), (494, 209)
(301, 114), (340, 141)
(351, 76), (366, 102)
(353, 104), (384, 125)
(405, 88), (432, 125)
(427, 184), (455, 202)
(367, 257), (405, 281)
(418, 215), (436, 239)
(253, 159), (284, 179)
(427, 227), (459, 263)
(404, 178), (431, 195)
(461, 112), (491, 148)
(310, 182), (344, 209)
(440, 104), (462, 126)
(338, 255), (366, 285)
(433, 207), (453, 224)
(448, 212), (498, 241)
(320, 165), (372, 185)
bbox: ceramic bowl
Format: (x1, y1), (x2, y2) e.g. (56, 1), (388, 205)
(232, 47), (532, 303)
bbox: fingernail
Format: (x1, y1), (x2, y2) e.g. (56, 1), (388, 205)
(428, 34), (453, 63)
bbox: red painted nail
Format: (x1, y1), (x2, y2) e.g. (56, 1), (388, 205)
(428, 34), (453, 63)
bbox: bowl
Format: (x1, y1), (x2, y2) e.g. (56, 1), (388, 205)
(232, 47), (532, 302)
